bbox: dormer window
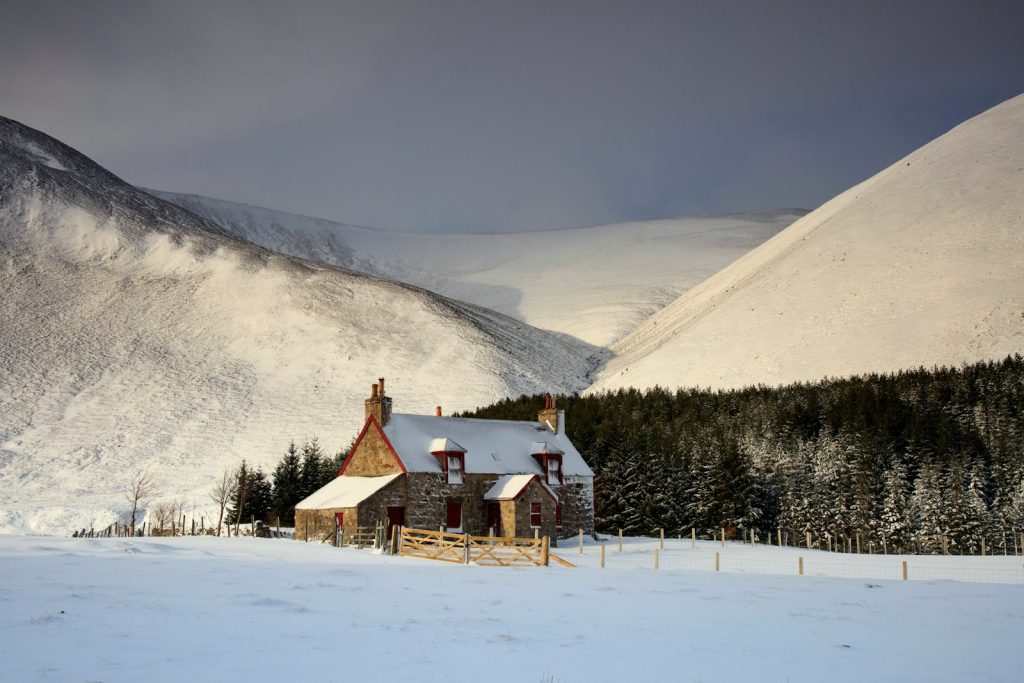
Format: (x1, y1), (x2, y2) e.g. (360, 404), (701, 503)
(447, 454), (464, 485)
(430, 438), (467, 486)
(546, 456), (562, 485)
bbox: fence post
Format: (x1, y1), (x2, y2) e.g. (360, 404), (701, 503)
(882, 534), (887, 555)
(902, 560), (908, 581)
(579, 528), (584, 555)
(660, 527), (664, 550)
(618, 528), (623, 552)
(942, 536), (948, 555)
(391, 524), (399, 555)
(981, 538), (986, 556)
(777, 529), (782, 547)
(806, 531), (811, 550)
(856, 533), (861, 554)
(721, 528), (725, 547)
(654, 549), (659, 570)
(534, 528), (539, 540)
(691, 527), (696, 549)
(798, 556), (803, 576)
(827, 534), (832, 553)
(305, 517), (309, 542)
(600, 544), (606, 568)
(714, 551), (720, 572)
(463, 533), (470, 564)
(541, 535), (550, 566)
(750, 528), (755, 546)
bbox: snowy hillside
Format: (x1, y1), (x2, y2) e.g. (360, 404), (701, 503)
(0, 116), (597, 534)
(151, 191), (800, 347)
(592, 93), (1024, 392)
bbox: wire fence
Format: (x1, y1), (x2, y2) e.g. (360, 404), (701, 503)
(560, 534), (1024, 584)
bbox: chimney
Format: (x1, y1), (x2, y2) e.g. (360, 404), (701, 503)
(435, 406), (442, 417)
(538, 394), (559, 433)
(364, 377), (393, 426)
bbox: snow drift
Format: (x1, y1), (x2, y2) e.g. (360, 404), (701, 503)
(592, 93), (1024, 392)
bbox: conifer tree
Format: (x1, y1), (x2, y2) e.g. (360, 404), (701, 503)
(272, 442), (302, 525)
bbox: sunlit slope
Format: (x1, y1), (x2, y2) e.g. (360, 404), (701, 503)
(592, 94), (1024, 391)
(154, 191), (800, 347)
(0, 116), (595, 533)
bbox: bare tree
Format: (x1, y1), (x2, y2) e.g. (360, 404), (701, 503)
(125, 468), (158, 536)
(209, 469), (236, 537)
(150, 501), (176, 536)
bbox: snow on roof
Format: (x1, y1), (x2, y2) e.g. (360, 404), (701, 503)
(382, 413), (593, 477)
(295, 474), (401, 510)
(428, 437), (466, 453)
(484, 474), (557, 501)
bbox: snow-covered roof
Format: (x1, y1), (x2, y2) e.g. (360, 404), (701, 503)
(295, 474), (401, 510)
(530, 441), (564, 455)
(428, 437), (466, 453)
(381, 413), (593, 477)
(484, 474), (557, 501)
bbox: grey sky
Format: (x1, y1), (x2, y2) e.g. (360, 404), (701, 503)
(2, 1), (1023, 232)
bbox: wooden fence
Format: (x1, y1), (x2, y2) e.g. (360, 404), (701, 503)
(397, 526), (559, 567)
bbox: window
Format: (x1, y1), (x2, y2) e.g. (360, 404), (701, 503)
(447, 454), (464, 485)
(530, 502), (542, 528)
(555, 504), (562, 531)
(446, 502), (463, 532)
(546, 456), (562, 485)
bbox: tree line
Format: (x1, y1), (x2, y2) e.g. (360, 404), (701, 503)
(458, 356), (1024, 554)
(221, 438), (347, 532)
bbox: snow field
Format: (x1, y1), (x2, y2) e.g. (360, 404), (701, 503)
(2, 535), (1022, 683)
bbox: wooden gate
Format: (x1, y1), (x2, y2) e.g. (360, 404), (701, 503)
(398, 527), (467, 563)
(397, 526), (553, 567)
(468, 535), (547, 567)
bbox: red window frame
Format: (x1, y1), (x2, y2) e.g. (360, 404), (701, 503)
(446, 453), (464, 485)
(545, 455), (563, 485)
(446, 502), (463, 531)
(530, 501), (542, 528)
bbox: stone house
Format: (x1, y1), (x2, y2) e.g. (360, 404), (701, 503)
(295, 378), (594, 544)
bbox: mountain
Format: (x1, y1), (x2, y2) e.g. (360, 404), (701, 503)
(0, 116), (599, 534)
(150, 191), (801, 348)
(591, 94), (1024, 392)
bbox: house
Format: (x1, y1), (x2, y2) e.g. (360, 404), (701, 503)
(295, 378), (594, 544)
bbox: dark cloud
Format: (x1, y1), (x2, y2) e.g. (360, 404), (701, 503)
(2, 1), (1022, 232)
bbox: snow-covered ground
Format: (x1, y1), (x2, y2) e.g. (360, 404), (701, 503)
(2, 535), (1021, 683)
(152, 191), (800, 347)
(593, 92), (1024, 392)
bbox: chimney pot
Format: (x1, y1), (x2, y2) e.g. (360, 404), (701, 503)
(435, 406), (442, 417)
(378, 377), (385, 396)
(371, 383), (378, 398)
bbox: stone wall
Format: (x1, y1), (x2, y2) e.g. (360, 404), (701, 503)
(343, 423), (403, 476)
(509, 481), (557, 539)
(294, 507), (354, 542)
(356, 477), (408, 528)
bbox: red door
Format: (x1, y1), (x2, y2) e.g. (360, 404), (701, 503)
(334, 512), (344, 528)
(485, 503), (501, 536)
(446, 502), (462, 531)
(386, 506), (405, 537)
